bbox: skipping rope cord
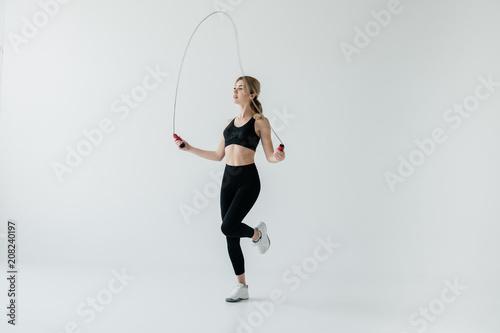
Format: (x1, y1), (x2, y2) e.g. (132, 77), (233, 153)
(172, 10), (284, 151)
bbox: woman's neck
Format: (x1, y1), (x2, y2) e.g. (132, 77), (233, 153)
(237, 105), (254, 119)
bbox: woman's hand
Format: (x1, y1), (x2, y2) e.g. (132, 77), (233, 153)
(274, 147), (285, 162)
(174, 137), (190, 151)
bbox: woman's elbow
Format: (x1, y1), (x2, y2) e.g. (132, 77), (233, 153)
(266, 155), (276, 163)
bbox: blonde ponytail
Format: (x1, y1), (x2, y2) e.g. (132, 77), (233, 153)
(251, 97), (263, 120)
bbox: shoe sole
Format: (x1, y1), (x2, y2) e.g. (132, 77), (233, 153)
(262, 236), (270, 254)
(225, 297), (249, 302)
(257, 222), (270, 254)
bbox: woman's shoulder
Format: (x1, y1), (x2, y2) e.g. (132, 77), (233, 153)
(254, 115), (270, 127)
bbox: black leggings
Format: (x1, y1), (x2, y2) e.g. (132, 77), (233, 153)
(220, 163), (261, 276)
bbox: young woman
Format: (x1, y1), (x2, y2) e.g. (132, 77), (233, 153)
(174, 76), (285, 302)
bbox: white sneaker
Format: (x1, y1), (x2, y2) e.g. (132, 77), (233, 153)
(253, 221), (270, 254)
(225, 283), (249, 302)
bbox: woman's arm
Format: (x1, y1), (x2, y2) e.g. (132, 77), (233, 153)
(256, 117), (285, 163)
(174, 119), (231, 161)
(176, 136), (225, 161)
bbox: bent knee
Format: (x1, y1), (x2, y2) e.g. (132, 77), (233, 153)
(221, 222), (236, 236)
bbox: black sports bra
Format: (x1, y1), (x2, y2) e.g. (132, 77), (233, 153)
(223, 117), (261, 151)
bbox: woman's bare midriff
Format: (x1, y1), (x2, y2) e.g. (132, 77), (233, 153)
(225, 145), (256, 166)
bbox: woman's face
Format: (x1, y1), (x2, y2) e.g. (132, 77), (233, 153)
(233, 80), (253, 105)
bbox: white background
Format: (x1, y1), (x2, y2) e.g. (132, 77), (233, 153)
(0, 0), (499, 332)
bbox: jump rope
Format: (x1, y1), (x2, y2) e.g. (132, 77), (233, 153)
(172, 10), (285, 152)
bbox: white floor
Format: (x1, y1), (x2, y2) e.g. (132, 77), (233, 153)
(1, 231), (497, 333)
